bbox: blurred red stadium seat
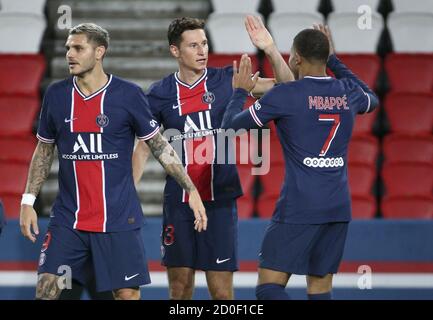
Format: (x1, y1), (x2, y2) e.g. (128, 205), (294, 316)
(0, 96), (40, 137)
(335, 54), (381, 89)
(0, 137), (36, 164)
(235, 132), (257, 219)
(0, 194), (21, 218)
(0, 54), (45, 96)
(352, 110), (378, 136)
(352, 195), (376, 219)
(385, 54), (433, 93)
(348, 164), (376, 197)
(382, 163), (433, 197)
(0, 162), (28, 195)
(383, 134), (433, 164)
(256, 164), (284, 218)
(237, 195), (255, 219)
(384, 92), (433, 135)
(348, 134), (379, 166)
(382, 196), (433, 219)
(208, 53), (259, 72)
(0, 162), (29, 218)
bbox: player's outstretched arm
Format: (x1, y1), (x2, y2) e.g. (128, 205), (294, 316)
(132, 140), (151, 187)
(245, 14), (294, 97)
(20, 141), (55, 243)
(145, 132), (207, 232)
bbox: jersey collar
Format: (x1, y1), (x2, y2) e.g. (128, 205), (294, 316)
(304, 76), (333, 80)
(174, 69), (207, 89)
(73, 74), (113, 100)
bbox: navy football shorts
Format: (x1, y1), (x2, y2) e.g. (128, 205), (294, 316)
(259, 221), (348, 277)
(161, 199), (238, 272)
(37, 224), (151, 292)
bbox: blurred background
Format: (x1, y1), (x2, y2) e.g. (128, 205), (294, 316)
(0, 0), (432, 299)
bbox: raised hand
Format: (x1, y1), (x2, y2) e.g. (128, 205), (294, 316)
(313, 24), (335, 56)
(232, 54), (260, 92)
(245, 15), (274, 51)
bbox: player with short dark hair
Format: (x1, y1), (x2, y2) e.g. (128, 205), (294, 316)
(132, 16), (292, 300)
(19, 23), (207, 300)
(221, 25), (379, 300)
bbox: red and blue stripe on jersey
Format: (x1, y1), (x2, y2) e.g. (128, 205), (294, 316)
(174, 70), (214, 202)
(70, 76), (110, 232)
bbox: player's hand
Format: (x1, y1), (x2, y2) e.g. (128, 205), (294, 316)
(313, 24), (335, 57)
(233, 54), (260, 92)
(188, 190), (207, 232)
(20, 205), (39, 243)
(245, 15), (274, 52)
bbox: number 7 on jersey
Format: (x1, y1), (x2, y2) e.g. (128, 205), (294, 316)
(318, 114), (340, 157)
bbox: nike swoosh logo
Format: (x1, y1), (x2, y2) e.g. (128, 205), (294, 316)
(216, 258), (231, 264)
(64, 118), (77, 123)
(172, 102), (185, 109)
(124, 273), (139, 281)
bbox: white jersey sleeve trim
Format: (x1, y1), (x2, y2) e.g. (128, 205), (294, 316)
(137, 126), (160, 141)
(249, 105), (264, 127)
(36, 133), (55, 144)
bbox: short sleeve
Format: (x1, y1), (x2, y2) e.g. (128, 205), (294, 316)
(248, 84), (289, 127)
(36, 86), (56, 144)
(130, 87), (160, 141)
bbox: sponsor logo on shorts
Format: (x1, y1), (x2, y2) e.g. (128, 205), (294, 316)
(303, 157), (344, 168)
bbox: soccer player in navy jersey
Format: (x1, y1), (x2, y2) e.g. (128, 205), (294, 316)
(19, 23), (207, 300)
(221, 25), (379, 300)
(132, 16), (293, 300)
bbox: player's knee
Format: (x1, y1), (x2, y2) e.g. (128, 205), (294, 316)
(307, 275), (333, 294)
(210, 288), (233, 300)
(113, 288), (140, 300)
(36, 273), (63, 300)
(169, 280), (194, 299)
(255, 283), (289, 300)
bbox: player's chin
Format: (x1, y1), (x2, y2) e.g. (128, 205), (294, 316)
(68, 66), (81, 75)
(195, 60), (207, 69)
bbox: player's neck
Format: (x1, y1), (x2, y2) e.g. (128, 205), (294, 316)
(177, 67), (206, 86)
(298, 65), (328, 80)
(75, 65), (109, 96)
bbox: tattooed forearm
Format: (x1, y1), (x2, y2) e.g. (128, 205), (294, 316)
(146, 133), (196, 193)
(25, 141), (55, 196)
(36, 274), (63, 300)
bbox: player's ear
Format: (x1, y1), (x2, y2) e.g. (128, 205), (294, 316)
(169, 45), (180, 58)
(95, 46), (106, 61)
(294, 52), (302, 66)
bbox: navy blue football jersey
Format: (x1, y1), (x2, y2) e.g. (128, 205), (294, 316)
(249, 76), (372, 223)
(147, 67), (243, 203)
(222, 55), (378, 224)
(37, 75), (159, 232)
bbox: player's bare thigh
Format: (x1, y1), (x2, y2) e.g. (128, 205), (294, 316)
(167, 267), (195, 300)
(112, 287), (140, 300)
(206, 271), (234, 300)
(257, 268), (291, 286)
(306, 274), (333, 294)
(36, 273), (63, 300)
